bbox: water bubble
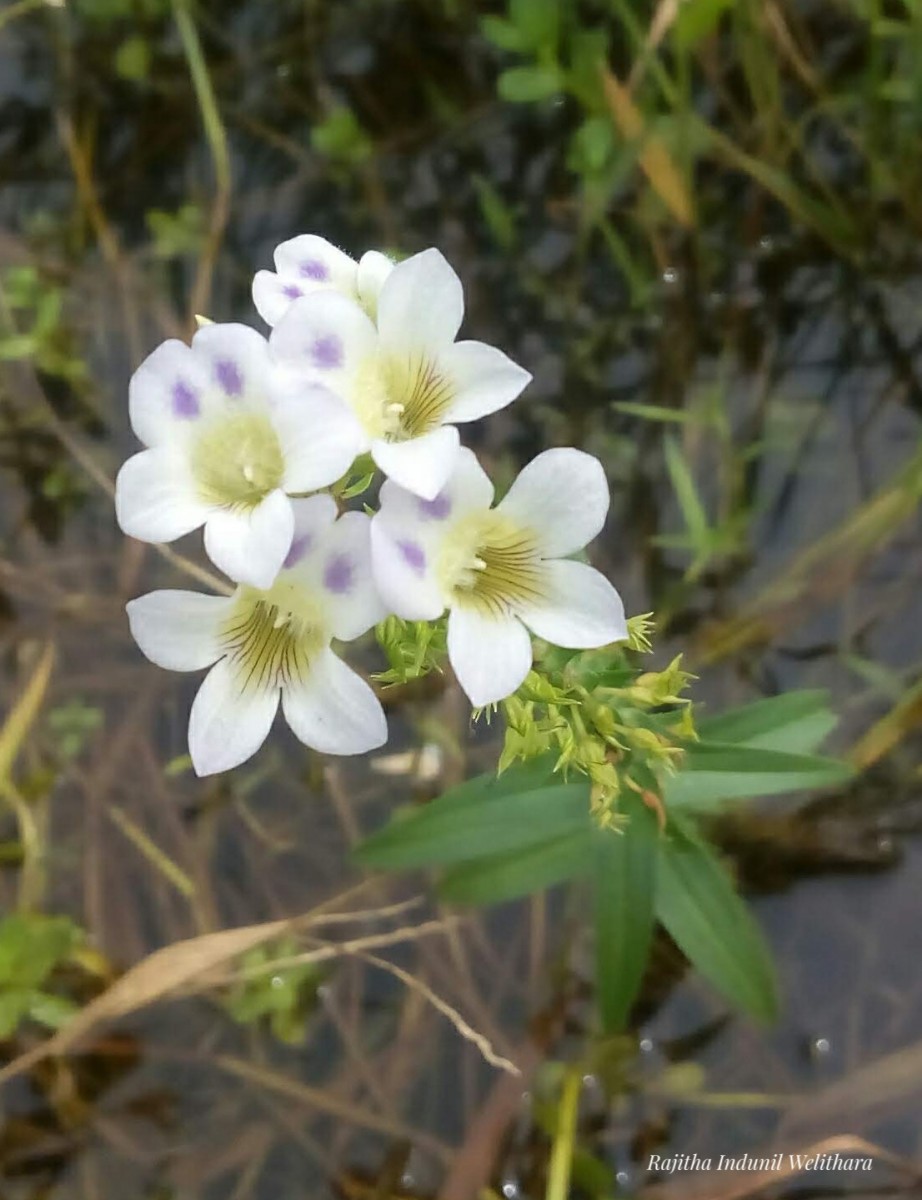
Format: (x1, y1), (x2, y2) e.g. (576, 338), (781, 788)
(270, 975), (284, 990)
(501, 1180), (521, 1199)
(662, 267), (679, 286)
(758, 235), (774, 252)
(639, 1037), (655, 1053)
(616, 1169), (632, 1187)
(812, 1036), (831, 1056)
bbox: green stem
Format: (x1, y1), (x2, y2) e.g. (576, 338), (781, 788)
(171, 0), (231, 322)
(545, 1069), (581, 1200)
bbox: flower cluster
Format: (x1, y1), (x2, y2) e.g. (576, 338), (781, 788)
(117, 235), (628, 776)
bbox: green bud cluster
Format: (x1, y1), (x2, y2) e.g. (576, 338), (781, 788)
(374, 615), (448, 686)
(497, 616), (695, 829)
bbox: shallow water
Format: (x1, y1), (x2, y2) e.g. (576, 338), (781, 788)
(2, 3), (922, 1197)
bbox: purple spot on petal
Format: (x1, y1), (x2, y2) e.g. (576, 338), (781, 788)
(418, 493), (451, 521)
(215, 358), (243, 397)
(398, 540), (426, 574)
(283, 533), (312, 569)
(324, 553), (354, 594)
(283, 283), (303, 299)
(300, 258), (330, 282)
(172, 379), (199, 418)
(311, 334), (342, 370)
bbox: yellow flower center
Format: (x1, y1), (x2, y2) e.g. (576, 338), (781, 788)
(438, 510), (546, 617)
(353, 352), (455, 441)
(192, 412), (284, 509)
(221, 580), (327, 693)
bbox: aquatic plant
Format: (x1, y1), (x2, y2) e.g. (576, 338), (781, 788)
(116, 235), (851, 1036)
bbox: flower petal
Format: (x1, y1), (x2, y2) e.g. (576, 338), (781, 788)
(282, 648), (387, 755)
(203, 488), (294, 588)
(191, 322), (271, 402)
(498, 448), (610, 558)
(129, 339), (213, 448)
(189, 658), (280, 776)
(378, 444), (494, 528)
(356, 250), (394, 318)
(369, 514), (445, 621)
(313, 511), (387, 641)
(115, 448), (209, 543)
(442, 340), (531, 423)
(371, 424), (460, 500)
(447, 606), (533, 706)
(520, 560), (627, 648)
(272, 234), (358, 291)
(269, 291), (377, 399)
(376, 248), (463, 352)
(252, 270), (297, 327)
(280, 493), (339, 574)
(126, 590), (230, 672)
(271, 383), (365, 493)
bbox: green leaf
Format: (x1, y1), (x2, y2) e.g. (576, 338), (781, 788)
(497, 65), (562, 103)
(356, 763), (588, 870)
(0, 915), (80, 990)
(480, 15), (526, 52)
(673, 0), (737, 50)
(663, 435), (710, 550)
(440, 829), (591, 905)
(473, 174), (517, 250)
(311, 107), (373, 165)
(27, 991), (80, 1031)
(0, 989), (32, 1038)
(569, 115), (615, 174)
(115, 35), (150, 81)
(655, 820), (778, 1021)
(592, 801), (658, 1033)
(509, 0), (559, 51)
(665, 741), (852, 811)
(696, 690), (837, 754)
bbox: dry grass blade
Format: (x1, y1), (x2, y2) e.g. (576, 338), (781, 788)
(213, 1055), (454, 1164)
(0, 642), (54, 789)
(778, 1040), (922, 1139)
(693, 444), (922, 665)
(601, 66), (695, 228)
(848, 675), (922, 769)
(0, 915), (293, 1087)
(357, 951), (520, 1077)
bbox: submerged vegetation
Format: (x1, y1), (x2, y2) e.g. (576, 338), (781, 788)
(2, 0), (922, 1196)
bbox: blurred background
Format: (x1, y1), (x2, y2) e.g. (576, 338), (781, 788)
(2, 0), (922, 1196)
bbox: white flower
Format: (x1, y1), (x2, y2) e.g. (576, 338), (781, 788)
(252, 234), (394, 327)
(126, 496), (388, 776)
(269, 248), (532, 501)
(115, 323), (364, 589)
(370, 447), (627, 706)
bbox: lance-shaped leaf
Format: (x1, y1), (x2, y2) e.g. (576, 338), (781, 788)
(665, 741), (852, 812)
(592, 799), (659, 1033)
(655, 818), (778, 1022)
(696, 689), (837, 755)
(440, 829), (592, 905)
(356, 757), (589, 870)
